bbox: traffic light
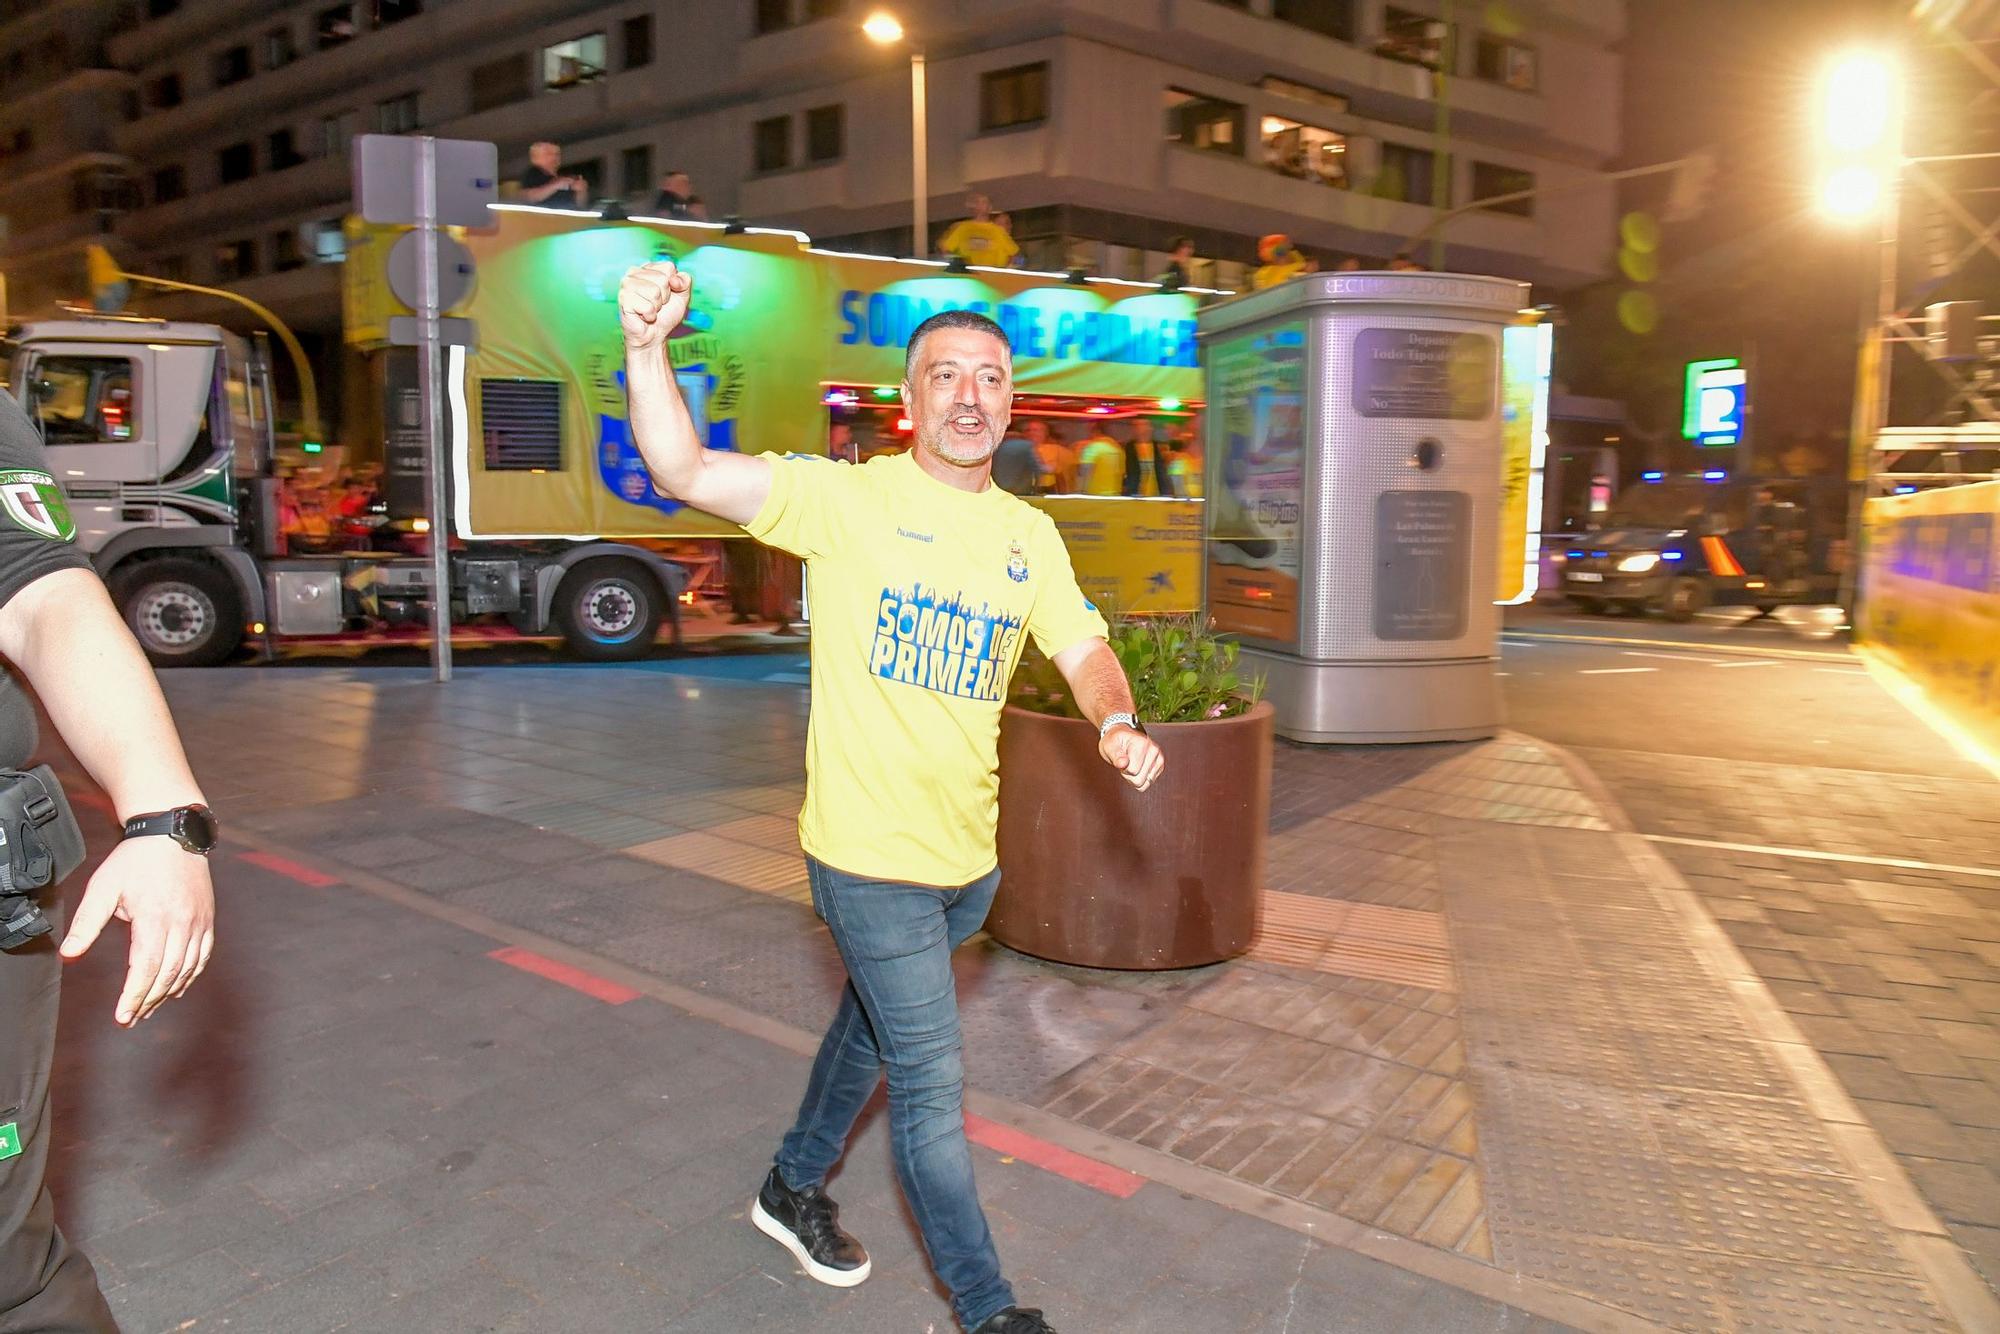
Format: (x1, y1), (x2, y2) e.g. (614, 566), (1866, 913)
(1813, 52), (1900, 221)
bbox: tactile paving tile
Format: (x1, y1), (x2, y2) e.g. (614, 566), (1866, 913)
(1706, 1256), (1952, 1332)
(1246, 892), (1454, 990)
(1494, 1232), (1727, 1331)
(1666, 1165), (1913, 1274)
(1478, 1138), (1693, 1249)
(1642, 1087), (1843, 1177)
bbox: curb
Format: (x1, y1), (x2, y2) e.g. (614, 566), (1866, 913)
(1523, 733), (2000, 1334)
(228, 824), (1669, 1334)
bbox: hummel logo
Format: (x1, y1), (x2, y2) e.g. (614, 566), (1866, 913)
(896, 527), (934, 543)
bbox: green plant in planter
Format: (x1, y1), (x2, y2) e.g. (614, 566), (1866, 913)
(1009, 614), (1265, 723)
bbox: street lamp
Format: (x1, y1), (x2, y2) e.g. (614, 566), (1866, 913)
(864, 11), (926, 258)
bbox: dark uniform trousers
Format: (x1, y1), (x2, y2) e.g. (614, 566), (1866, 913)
(0, 903), (115, 1333)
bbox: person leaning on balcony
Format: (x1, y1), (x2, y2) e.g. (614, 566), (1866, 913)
(517, 142), (586, 209)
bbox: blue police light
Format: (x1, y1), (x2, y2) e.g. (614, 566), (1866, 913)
(1703, 469), (1727, 481)
(1894, 484), (1917, 494)
(1641, 470), (1664, 482)
(1662, 549), (1684, 560)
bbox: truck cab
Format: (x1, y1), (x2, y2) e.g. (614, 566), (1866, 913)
(6, 315), (277, 664)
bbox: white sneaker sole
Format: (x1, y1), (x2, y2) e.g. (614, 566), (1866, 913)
(750, 1196), (872, 1287)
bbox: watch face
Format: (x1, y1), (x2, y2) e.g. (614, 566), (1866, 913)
(175, 806), (219, 853)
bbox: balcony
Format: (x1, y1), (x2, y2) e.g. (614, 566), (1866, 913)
(739, 161), (851, 222)
(1162, 145), (1438, 244)
(117, 154), (350, 249)
(961, 125), (1051, 185)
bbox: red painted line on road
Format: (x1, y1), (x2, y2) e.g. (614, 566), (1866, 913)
(487, 946), (642, 1005)
(964, 1112), (1145, 1199)
(237, 850), (341, 888)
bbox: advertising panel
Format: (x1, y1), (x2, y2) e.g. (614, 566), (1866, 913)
(1206, 321), (1307, 644)
(1032, 497), (1202, 614)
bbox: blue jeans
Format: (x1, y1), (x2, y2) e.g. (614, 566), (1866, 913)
(775, 857), (1014, 1331)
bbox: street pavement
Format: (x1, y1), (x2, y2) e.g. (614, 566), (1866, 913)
(23, 610), (2000, 1332)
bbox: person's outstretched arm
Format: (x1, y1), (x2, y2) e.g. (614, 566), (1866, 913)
(620, 261), (771, 525)
(0, 568), (213, 1027)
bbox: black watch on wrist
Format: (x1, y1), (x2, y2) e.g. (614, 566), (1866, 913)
(122, 804), (220, 856)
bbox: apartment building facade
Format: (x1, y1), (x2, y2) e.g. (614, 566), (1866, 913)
(84, 0), (1620, 348)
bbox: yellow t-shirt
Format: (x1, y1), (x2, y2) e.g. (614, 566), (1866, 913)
(745, 450), (1108, 886)
(937, 219), (1021, 268)
(1078, 437), (1124, 495)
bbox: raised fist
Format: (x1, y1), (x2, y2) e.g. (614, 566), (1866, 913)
(619, 261), (692, 352)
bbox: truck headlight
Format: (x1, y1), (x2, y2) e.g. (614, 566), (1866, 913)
(1616, 553), (1660, 573)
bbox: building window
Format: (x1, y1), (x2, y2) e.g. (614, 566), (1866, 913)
(151, 164), (186, 203)
(146, 0), (179, 16)
(1375, 141), (1442, 206)
(269, 127), (304, 169)
(265, 26), (296, 69)
(979, 63), (1047, 132)
(1274, 0), (1355, 43)
(543, 32), (607, 90)
(1469, 161), (1534, 216)
(145, 72), (182, 109)
(218, 141), (256, 184)
(621, 143), (653, 196)
(468, 54), (530, 111)
(72, 167), (140, 219)
(805, 104), (844, 163)
(214, 44), (252, 86)
(622, 14), (653, 70)
(214, 238), (257, 281)
(375, 0), (421, 24)
(1474, 34), (1537, 92)
(317, 4), (357, 50)
(24, 357), (138, 444)
(803, 0), (844, 18)
(754, 0), (790, 34)
(1164, 88), (1244, 156)
(1260, 116), (1349, 187)
(319, 109), (360, 157)
(1258, 75), (1350, 115)
(273, 228), (305, 271)
(376, 92), (420, 134)
(753, 115), (791, 172)
(312, 219), (347, 262)
(480, 380), (565, 471)
(1378, 7), (1450, 72)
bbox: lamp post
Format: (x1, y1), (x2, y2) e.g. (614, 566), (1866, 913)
(1812, 50), (1903, 621)
(864, 11), (926, 258)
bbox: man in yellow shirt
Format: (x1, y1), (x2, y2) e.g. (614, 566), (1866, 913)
(1076, 426), (1125, 496)
(619, 263), (1163, 1334)
(936, 193), (1021, 268)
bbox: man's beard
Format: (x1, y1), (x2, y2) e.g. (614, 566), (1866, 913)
(918, 411), (1000, 466)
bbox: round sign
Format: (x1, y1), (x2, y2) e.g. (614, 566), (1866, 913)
(387, 231), (476, 311)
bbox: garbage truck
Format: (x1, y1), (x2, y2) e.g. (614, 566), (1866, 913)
(4, 205), (1212, 666)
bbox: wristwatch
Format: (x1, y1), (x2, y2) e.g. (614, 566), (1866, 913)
(122, 804), (220, 856)
(1098, 711), (1144, 738)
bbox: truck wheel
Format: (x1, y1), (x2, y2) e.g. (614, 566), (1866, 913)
(555, 559), (662, 661)
(1572, 597), (1605, 615)
(110, 557), (245, 668)
(1661, 576), (1710, 623)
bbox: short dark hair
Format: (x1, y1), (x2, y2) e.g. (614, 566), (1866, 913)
(903, 309), (1010, 383)
(1169, 235), (1193, 251)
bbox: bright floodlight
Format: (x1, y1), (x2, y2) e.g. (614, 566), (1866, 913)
(1820, 52), (1897, 150)
(862, 11), (904, 43)
(1820, 164), (1885, 218)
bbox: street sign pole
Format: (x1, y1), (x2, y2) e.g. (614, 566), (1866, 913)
(417, 135), (451, 683)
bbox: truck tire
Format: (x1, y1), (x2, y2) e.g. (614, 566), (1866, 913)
(554, 558), (663, 661)
(110, 557), (245, 668)
(1572, 596), (1605, 615)
(1660, 576), (1711, 623)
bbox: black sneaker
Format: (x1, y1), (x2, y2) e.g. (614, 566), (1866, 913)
(971, 1308), (1057, 1334)
(749, 1166), (871, 1287)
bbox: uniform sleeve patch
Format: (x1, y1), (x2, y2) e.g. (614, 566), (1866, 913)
(0, 471), (77, 542)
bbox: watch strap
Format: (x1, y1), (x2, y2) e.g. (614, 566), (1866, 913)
(1099, 711), (1141, 738)
(122, 811), (179, 839)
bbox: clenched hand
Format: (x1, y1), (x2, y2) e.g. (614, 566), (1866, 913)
(620, 261), (693, 353)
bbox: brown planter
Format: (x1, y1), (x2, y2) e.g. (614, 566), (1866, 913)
(991, 700), (1273, 970)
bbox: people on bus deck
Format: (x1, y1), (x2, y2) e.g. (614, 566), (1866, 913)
(1252, 234), (1315, 290)
(1077, 425), (1125, 496)
(517, 142), (587, 209)
(936, 194), (1020, 268)
(991, 423), (1039, 496)
(1164, 429), (1204, 498)
(1026, 420), (1073, 494)
(1122, 418), (1170, 498)
(1160, 236), (1197, 287)
(654, 170), (696, 219)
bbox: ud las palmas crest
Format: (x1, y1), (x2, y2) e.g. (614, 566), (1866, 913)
(0, 471), (78, 542)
